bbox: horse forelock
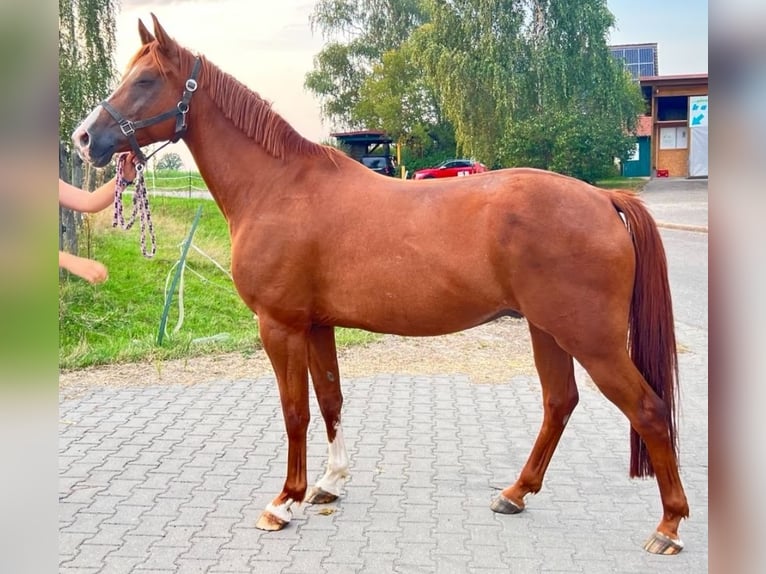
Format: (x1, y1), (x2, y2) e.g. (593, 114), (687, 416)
(123, 43), (171, 80)
(136, 40), (337, 162)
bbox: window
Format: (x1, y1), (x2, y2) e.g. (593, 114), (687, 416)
(657, 96), (688, 121)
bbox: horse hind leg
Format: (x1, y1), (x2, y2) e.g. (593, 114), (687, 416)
(304, 325), (350, 505)
(492, 322), (579, 514)
(578, 350), (689, 554)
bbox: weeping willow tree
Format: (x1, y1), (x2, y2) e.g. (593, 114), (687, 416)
(58, 0), (119, 256)
(59, 0), (119, 156)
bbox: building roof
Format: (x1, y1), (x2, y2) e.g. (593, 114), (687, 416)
(636, 115), (653, 137)
(639, 73), (708, 86)
(330, 129), (387, 137)
(330, 130), (393, 145)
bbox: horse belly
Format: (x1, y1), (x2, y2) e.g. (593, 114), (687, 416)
(317, 264), (513, 336)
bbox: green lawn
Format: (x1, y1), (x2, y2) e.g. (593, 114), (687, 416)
(595, 176), (648, 193)
(59, 195), (377, 369)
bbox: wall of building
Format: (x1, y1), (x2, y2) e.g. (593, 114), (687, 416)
(647, 81), (708, 177)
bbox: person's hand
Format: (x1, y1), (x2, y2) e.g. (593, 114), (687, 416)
(59, 252), (108, 284)
(121, 152), (142, 183)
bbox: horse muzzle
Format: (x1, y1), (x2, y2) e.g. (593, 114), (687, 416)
(72, 107), (123, 168)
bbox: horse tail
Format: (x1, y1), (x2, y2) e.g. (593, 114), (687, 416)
(610, 191), (679, 478)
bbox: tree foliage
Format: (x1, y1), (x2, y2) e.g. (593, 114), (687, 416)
(306, 0), (644, 179)
(351, 41), (457, 166)
(306, 0), (457, 164)
(306, 0), (428, 129)
(59, 0), (119, 151)
(498, 0), (644, 181)
(413, 0), (525, 167)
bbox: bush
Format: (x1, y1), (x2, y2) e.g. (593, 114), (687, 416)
(502, 110), (636, 184)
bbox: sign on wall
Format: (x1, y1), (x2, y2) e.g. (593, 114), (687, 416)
(689, 96), (708, 127)
(689, 95), (709, 177)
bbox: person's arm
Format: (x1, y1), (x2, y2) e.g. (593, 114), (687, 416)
(58, 177), (118, 213)
(58, 154), (139, 213)
(59, 251), (108, 284)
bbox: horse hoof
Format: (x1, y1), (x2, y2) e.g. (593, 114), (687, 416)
(490, 494), (524, 514)
(306, 486), (339, 505)
(255, 510), (289, 531)
(643, 531), (684, 555)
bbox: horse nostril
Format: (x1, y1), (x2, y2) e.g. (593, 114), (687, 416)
(72, 125), (91, 151)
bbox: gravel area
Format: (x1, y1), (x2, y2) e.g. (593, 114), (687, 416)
(59, 316), (535, 400)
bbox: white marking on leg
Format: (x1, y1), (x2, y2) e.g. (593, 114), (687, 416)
(315, 423), (350, 496)
(264, 497), (295, 523)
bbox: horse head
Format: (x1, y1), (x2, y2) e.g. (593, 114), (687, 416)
(73, 14), (198, 167)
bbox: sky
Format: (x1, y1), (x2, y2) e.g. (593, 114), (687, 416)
(114, 0), (708, 169)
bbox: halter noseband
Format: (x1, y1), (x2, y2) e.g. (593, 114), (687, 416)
(100, 58), (202, 164)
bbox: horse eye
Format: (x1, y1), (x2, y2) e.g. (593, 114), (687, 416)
(135, 76), (156, 87)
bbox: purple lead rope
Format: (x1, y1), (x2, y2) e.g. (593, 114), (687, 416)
(114, 154), (157, 258)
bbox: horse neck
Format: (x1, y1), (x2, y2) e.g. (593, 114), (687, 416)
(181, 94), (292, 222)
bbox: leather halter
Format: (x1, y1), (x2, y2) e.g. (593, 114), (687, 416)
(100, 58), (202, 164)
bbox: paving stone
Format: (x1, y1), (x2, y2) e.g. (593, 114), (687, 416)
(60, 338), (708, 574)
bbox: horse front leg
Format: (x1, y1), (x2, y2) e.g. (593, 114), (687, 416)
(255, 316), (310, 531)
(304, 325), (350, 504)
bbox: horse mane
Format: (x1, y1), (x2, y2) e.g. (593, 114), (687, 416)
(127, 41), (339, 163)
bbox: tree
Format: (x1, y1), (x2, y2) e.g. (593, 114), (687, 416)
(306, 1), (459, 166)
(498, 0), (644, 181)
(305, 0), (428, 129)
(156, 152), (184, 171)
(352, 41), (457, 168)
(59, 0), (119, 260)
(59, 0), (119, 155)
(413, 0), (525, 166)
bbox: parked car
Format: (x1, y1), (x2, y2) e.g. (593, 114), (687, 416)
(361, 155), (397, 177)
(412, 159), (488, 180)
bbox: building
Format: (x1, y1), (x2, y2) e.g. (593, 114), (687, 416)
(610, 42), (708, 179)
(639, 74), (709, 178)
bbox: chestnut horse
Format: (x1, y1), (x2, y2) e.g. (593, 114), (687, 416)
(73, 15), (689, 554)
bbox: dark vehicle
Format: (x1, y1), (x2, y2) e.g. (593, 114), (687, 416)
(361, 155), (397, 177)
(332, 130), (398, 177)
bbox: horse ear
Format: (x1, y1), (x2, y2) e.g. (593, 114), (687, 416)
(138, 19), (155, 45)
(150, 13), (176, 54)
(150, 12), (180, 61)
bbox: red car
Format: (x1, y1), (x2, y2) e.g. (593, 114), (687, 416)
(412, 159), (488, 180)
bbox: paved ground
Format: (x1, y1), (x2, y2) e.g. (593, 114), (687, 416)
(60, 178), (708, 573)
(641, 177), (708, 231)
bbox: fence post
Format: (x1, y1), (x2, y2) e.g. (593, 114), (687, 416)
(59, 144), (82, 279)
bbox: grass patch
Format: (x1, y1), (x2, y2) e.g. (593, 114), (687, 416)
(60, 195), (378, 370)
(595, 176), (648, 193)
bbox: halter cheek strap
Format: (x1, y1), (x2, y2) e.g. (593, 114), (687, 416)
(100, 57), (202, 164)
